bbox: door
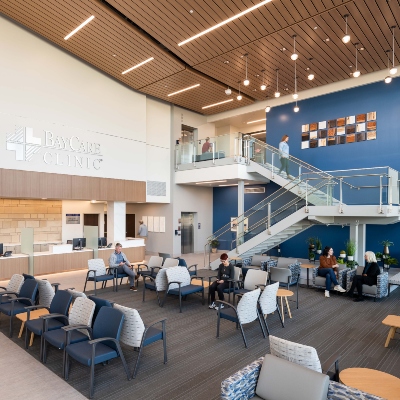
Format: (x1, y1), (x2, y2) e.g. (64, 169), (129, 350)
(83, 214), (99, 235)
(181, 212), (194, 254)
(126, 214), (135, 238)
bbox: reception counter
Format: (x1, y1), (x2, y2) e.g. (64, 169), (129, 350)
(0, 240), (145, 280)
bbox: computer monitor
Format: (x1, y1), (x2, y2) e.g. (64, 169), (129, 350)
(0, 243), (3, 255)
(98, 237), (107, 248)
(72, 238), (86, 250)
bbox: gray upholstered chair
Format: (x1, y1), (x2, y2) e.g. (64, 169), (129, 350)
(162, 258), (179, 268)
(346, 266), (388, 300)
(258, 282), (284, 333)
(142, 267), (169, 306)
(313, 265), (349, 292)
(232, 269), (268, 305)
(0, 274), (24, 303)
(269, 266), (299, 309)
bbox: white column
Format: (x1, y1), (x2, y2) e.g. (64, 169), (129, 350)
(107, 201), (126, 243)
(349, 223), (366, 263)
(237, 180), (245, 246)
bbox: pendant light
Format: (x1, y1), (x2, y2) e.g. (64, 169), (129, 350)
(225, 86), (232, 95)
(274, 69), (280, 97)
(390, 26), (397, 75)
(291, 35), (298, 60)
(292, 60), (298, 99)
(307, 58), (315, 80)
(265, 106), (271, 112)
(385, 50), (392, 83)
(260, 69), (266, 90)
(342, 14), (351, 44)
(237, 82), (242, 100)
(243, 54), (250, 86)
(353, 43), (361, 78)
(294, 101), (299, 112)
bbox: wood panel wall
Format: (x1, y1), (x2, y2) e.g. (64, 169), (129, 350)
(0, 169), (146, 202)
(0, 256), (29, 279)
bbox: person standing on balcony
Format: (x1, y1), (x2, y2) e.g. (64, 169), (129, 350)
(202, 137), (212, 153)
(318, 246), (346, 298)
(278, 135), (294, 179)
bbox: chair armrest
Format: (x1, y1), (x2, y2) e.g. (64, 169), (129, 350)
(144, 317), (167, 330)
(215, 300), (236, 311)
(41, 313), (69, 327)
(255, 284), (267, 289)
(208, 275), (218, 285)
(322, 353), (340, 382)
(0, 286), (8, 290)
(0, 290), (18, 296)
(51, 283), (61, 292)
(62, 324), (92, 333)
(188, 264), (198, 273)
(9, 297), (33, 304)
(137, 264), (149, 271)
(24, 304), (49, 319)
(191, 275), (204, 282)
(168, 281), (182, 286)
(88, 337), (119, 346)
(150, 266), (161, 274)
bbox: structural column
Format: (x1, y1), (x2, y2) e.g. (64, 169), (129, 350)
(237, 180), (245, 246)
(107, 201), (126, 244)
(349, 222), (366, 264)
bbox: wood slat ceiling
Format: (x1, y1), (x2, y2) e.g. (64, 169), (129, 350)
(1, 0), (399, 114)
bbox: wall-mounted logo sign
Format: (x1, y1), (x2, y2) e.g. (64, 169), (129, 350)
(6, 126), (103, 170)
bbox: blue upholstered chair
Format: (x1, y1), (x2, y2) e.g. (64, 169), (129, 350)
(83, 259), (115, 295)
(64, 306), (130, 399)
(24, 289), (73, 359)
(142, 268), (169, 306)
(0, 279), (38, 337)
(114, 304), (167, 378)
(163, 267), (204, 312)
(0, 274), (24, 303)
(87, 295), (114, 323)
(177, 258), (198, 276)
(216, 288), (266, 348)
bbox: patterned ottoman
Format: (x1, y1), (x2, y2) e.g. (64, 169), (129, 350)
(388, 271), (400, 296)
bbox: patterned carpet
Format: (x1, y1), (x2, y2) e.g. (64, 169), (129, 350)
(1, 270), (399, 399)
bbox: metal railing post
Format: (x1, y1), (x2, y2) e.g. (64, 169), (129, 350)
(212, 141), (215, 164)
(305, 180), (309, 213)
(379, 175), (383, 213)
(339, 178), (343, 213)
(193, 143), (197, 167)
(175, 146), (178, 170)
(271, 153), (275, 178)
(388, 176), (392, 211)
(267, 202), (271, 234)
(234, 136), (237, 159)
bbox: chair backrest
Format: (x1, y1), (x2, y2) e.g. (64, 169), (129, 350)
(88, 259), (107, 277)
(148, 256), (163, 268)
(88, 295), (114, 323)
(258, 282), (279, 315)
(163, 258), (179, 268)
(251, 255), (270, 266)
(22, 273), (35, 280)
(159, 252), (171, 263)
(92, 307), (124, 350)
(237, 288), (261, 324)
(178, 258), (187, 267)
(18, 279), (39, 306)
(270, 267), (291, 284)
(269, 335), (322, 373)
(243, 269), (268, 290)
(113, 304), (145, 348)
(68, 297), (96, 331)
(66, 289), (87, 301)
(6, 274), (24, 293)
(276, 257), (298, 269)
(155, 268), (169, 291)
(49, 290), (73, 316)
(356, 265), (364, 275)
(36, 280), (56, 308)
(233, 266), (242, 281)
(166, 266), (191, 290)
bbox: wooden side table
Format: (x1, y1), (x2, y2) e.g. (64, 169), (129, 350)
(16, 308), (49, 346)
(382, 315), (400, 347)
(340, 368), (400, 400)
(300, 264), (315, 288)
(276, 288), (294, 323)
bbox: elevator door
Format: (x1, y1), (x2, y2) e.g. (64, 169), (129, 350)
(181, 212), (194, 254)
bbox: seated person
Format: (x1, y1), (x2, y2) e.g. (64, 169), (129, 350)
(318, 246), (346, 298)
(347, 251), (380, 302)
(108, 243), (138, 291)
(208, 253), (234, 310)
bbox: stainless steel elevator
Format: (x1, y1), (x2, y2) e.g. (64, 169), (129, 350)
(181, 212), (194, 254)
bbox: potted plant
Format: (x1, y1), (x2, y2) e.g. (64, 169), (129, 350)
(306, 237), (315, 250)
(384, 256), (398, 269)
(309, 251), (315, 261)
(315, 237), (322, 254)
(346, 260), (359, 270)
(339, 250), (346, 258)
(346, 240), (356, 261)
(380, 240), (393, 257)
(210, 238), (219, 253)
(337, 257), (346, 265)
(375, 252), (383, 261)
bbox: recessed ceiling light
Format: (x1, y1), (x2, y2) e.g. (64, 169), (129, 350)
(360, 47), (364, 50)
(324, 38), (330, 42)
(224, 60), (230, 64)
(189, 9), (194, 13)
(167, 84), (200, 96)
(202, 99), (234, 109)
(122, 57), (154, 74)
(247, 118), (266, 124)
(280, 47), (286, 51)
(64, 15), (95, 40)
(314, 26), (318, 30)
(178, 0), (273, 46)
(195, 180), (227, 184)
(112, 54), (117, 57)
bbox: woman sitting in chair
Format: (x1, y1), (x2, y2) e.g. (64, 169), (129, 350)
(209, 253), (234, 310)
(347, 251), (380, 302)
(318, 246), (346, 298)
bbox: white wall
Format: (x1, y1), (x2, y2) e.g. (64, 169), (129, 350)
(61, 201), (105, 243)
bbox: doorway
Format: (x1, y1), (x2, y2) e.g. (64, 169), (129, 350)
(126, 214), (135, 238)
(181, 212), (194, 254)
(84, 214), (99, 235)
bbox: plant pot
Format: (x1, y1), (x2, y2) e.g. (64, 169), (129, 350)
(211, 248), (217, 253)
(347, 256), (354, 261)
(376, 258), (382, 261)
(316, 250), (322, 254)
(339, 254), (346, 258)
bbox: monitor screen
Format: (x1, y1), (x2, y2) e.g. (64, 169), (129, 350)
(0, 243), (3, 255)
(72, 238), (86, 249)
(98, 237), (107, 247)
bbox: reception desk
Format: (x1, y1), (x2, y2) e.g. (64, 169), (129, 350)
(0, 240), (145, 280)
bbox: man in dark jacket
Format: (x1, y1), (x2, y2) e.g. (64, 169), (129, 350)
(348, 251), (380, 302)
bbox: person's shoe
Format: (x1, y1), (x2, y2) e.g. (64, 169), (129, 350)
(287, 175), (295, 180)
(215, 304), (224, 310)
(353, 297), (364, 302)
(325, 290), (330, 298)
(130, 286), (137, 292)
(334, 285), (346, 293)
(209, 302), (216, 309)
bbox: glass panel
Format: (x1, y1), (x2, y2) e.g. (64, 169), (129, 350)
(84, 225), (99, 259)
(21, 227), (34, 275)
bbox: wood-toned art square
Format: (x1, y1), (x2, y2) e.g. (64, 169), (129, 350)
(328, 138), (336, 146)
(356, 123), (365, 132)
(309, 122), (318, 131)
(337, 136), (346, 145)
(367, 121), (376, 130)
(347, 134), (355, 143)
(302, 133), (309, 141)
(346, 116), (355, 124)
(309, 139), (318, 148)
(346, 125), (355, 135)
(337, 117), (345, 126)
(337, 127), (345, 135)
(356, 114), (366, 123)
(302, 124), (309, 132)
(301, 141), (309, 149)
(367, 131), (376, 140)
(328, 120), (336, 128)
(356, 132), (366, 142)
(310, 131), (318, 139)
(328, 128), (336, 136)
(318, 138), (326, 147)
(318, 121), (326, 129)
(367, 111), (376, 121)
(318, 130), (327, 138)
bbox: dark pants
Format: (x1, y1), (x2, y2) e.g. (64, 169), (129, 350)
(348, 275), (373, 297)
(279, 158), (290, 175)
(209, 280), (230, 302)
(318, 268), (339, 291)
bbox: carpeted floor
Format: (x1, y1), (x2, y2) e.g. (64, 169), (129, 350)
(1, 270), (400, 399)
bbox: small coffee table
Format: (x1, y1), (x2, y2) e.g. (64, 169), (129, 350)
(340, 368), (400, 400)
(16, 308), (49, 346)
(300, 263), (315, 288)
(276, 288), (294, 322)
(382, 315), (400, 347)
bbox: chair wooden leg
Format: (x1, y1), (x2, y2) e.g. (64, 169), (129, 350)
(30, 332), (35, 347)
(284, 296), (292, 319)
(385, 327), (396, 347)
(18, 321), (25, 338)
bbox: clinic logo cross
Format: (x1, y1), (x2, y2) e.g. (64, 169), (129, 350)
(6, 126), (41, 161)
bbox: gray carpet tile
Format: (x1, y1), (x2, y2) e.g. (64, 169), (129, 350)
(1, 270), (400, 399)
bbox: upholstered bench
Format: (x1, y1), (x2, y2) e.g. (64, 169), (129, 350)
(221, 356), (384, 400)
(388, 271), (400, 296)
